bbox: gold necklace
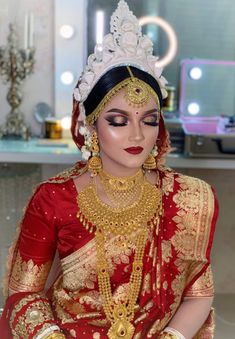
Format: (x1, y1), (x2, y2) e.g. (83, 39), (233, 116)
(98, 169), (144, 208)
(77, 177), (161, 238)
(96, 228), (148, 339)
(77, 176), (162, 339)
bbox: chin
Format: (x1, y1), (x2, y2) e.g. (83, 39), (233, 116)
(125, 154), (148, 167)
(101, 153), (146, 171)
(119, 159), (144, 169)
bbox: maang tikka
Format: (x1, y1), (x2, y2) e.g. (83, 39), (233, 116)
(88, 131), (102, 176)
(124, 66), (150, 107)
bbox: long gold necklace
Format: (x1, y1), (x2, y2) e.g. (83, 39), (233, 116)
(96, 228), (148, 339)
(77, 174), (162, 339)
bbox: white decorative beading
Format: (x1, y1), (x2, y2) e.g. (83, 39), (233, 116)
(74, 0), (168, 106)
(79, 125), (92, 160)
(163, 327), (186, 339)
(35, 325), (61, 339)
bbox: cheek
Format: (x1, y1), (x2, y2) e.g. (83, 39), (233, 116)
(145, 126), (159, 146)
(98, 125), (125, 145)
(98, 129), (122, 156)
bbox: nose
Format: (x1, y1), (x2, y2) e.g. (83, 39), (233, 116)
(128, 121), (145, 143)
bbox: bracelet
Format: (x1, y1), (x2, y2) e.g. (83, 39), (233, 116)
(44, 333), (66, 339)
(36, 326), (61, 339)
(159, 327), (186, 339)
(159, 332), (178, 339)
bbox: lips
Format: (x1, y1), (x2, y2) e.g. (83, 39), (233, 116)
(124, 147), (144, 155)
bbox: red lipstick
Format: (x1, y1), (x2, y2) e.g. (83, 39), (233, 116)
(124, 147), (143, 155)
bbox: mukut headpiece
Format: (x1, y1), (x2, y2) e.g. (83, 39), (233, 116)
(74, 0), (168, 123)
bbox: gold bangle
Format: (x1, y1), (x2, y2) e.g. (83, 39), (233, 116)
(159, 332), (178, 339)
(44, 333), (66, 339)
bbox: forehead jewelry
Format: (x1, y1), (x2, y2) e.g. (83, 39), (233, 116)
(124, 66), (150, 107)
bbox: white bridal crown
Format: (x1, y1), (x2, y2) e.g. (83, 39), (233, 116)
(74, 0), (168, 107)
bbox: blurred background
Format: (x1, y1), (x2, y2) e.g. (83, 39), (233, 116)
(0, 1), (235, 337)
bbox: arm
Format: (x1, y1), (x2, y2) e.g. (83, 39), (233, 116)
(162, 262), (215, 338)
(159, 180), (218, 339)
(1, 184), (66, 339)
(159, 296), (213, 339)
(159, 265), (215, 339)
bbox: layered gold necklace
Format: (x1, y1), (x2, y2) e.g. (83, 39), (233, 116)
(77, 169), (162, 339)
(98, 169), (144, 208)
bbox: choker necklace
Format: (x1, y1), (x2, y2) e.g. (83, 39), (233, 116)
(77, 173), (162, 339)
(98, 169), (144, 208)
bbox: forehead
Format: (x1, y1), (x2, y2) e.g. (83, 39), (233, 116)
(102, 87), (159, 113)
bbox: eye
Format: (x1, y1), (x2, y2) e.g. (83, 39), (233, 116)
(105, 115), (128, 127)
(142, 114), (159, 126)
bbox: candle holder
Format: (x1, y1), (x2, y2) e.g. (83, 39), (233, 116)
(0, 24), (35, 139)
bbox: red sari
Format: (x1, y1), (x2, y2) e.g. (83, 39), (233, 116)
(0, 163), (218, 338)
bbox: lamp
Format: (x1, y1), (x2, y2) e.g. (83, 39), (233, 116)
(139, 16), (178, 68)
(61, 115), (72, 139)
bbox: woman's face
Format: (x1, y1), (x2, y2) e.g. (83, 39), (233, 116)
(95, 87), (160, 175)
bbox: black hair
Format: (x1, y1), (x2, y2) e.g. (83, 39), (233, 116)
(83, 65), (163, 117)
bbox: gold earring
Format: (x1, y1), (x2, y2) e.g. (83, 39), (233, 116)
(88, 131), (102, 176)
(143, 145), (158, 170)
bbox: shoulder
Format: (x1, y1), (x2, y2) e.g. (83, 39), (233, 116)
(173, 172), (217, 218)
(26, 162), (87, 210)
(44, 161), (87, 184)
(31, 162), (88, 197)
(161, 168), (217, 221)
(161, 167), (216, 203)
(174, 171), (215, 206)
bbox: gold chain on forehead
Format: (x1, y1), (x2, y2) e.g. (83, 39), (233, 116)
(86, 71), (160, 125)
(124, 66), (150, 107)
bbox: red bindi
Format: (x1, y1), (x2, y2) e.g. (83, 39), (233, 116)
(135, 111), (139, 115)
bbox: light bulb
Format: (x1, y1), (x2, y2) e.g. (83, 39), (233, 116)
(187, 102), (200, 115)
(60, 71), (74, 85)
(189, 67), (202, 80)
(96, 10), (104, 44)
(60, 25), (75, 39)
(61, 116), (72, 130)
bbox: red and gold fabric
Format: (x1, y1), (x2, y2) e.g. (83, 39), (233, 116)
(0, 163), (218, 338)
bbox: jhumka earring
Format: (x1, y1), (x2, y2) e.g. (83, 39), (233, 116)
(88, 131), (102, 176)
(143, 145), (158, 170)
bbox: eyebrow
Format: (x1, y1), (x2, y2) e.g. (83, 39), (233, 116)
(106, 108), (159, 115)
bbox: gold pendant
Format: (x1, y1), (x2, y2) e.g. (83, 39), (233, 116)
(108, 319), (135, 339)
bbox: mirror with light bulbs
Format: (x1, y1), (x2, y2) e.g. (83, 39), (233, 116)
(180, 59), (235, 120)
(54, 0), (235, 119)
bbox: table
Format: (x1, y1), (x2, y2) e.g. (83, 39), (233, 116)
(1, 138), (235, 170)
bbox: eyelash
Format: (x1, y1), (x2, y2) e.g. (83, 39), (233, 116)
(108, 122), (127, 127)
(144, 121), (159, 127)
(106, 117), (128, 127)
(105, 116), (159, 127)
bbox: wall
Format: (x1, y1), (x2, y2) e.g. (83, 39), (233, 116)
(0, 0), (54, 136)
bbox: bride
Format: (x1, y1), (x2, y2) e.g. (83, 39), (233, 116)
(0, 1), (218, 338)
